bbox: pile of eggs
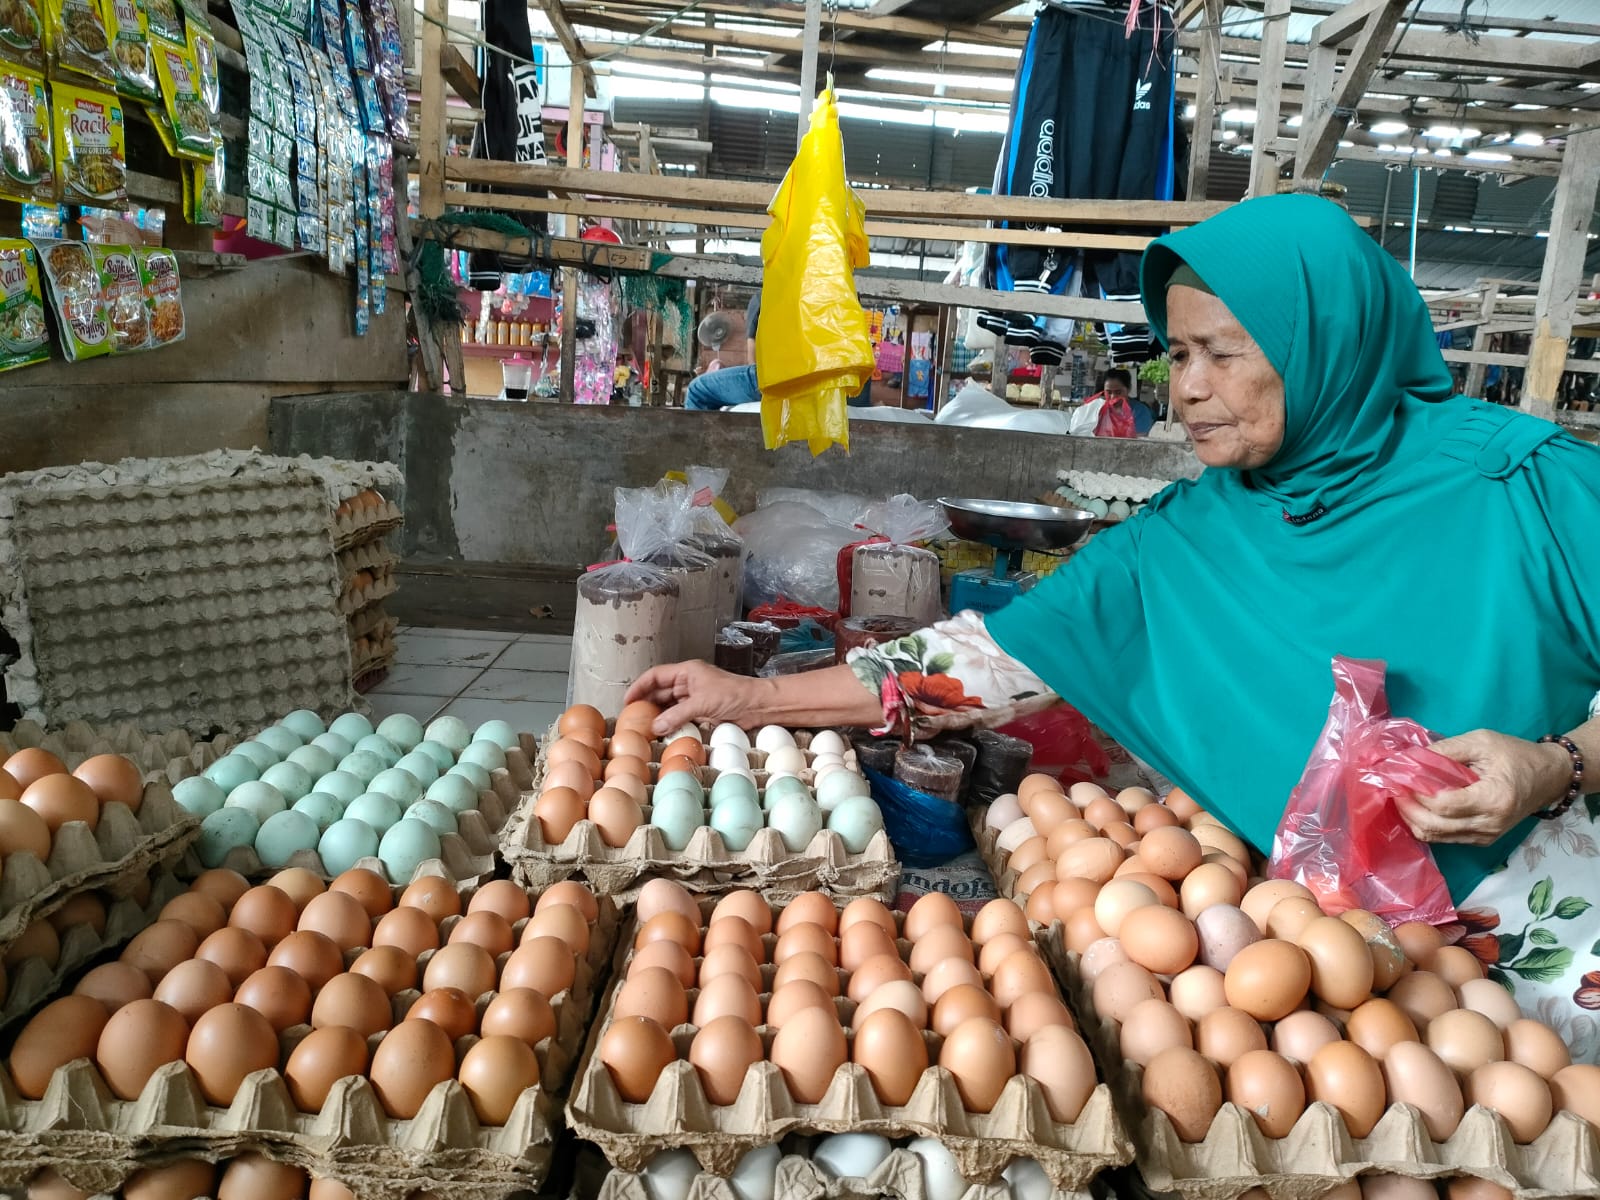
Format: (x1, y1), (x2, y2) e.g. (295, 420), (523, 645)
(178, 710), (518, 884)
(984, 776), (1600, 1160)
(0, 746), (147, 859)
(533, 703), (883, 855)
(27, 1153), (367, 1200)
(593, 880), (1097, 1128)
(9, 866), (598, 1127)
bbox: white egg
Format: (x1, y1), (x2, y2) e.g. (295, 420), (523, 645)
(812, 1134), (892, 1180)
(642, 1150), (701, 1200)
(755, 725), (796, 754)
(996, 816), (1039, 854)
(1002, 1158), (1053, 1200)
(816, 769), (870, 812)
(908, 1138), (968, 1200)
(826, 796), (885, 853)
(766, 792), (823, 853)
(986, 794), (1024, 830)
(814, 761), (849, 783)
(729, 1145), (781, 1200)
(810, 753), (845, 771)
(667, 724), (703, 744)
(764, 745), (807, 778)
(710, 722), (750, 750)
(710, 743), (753, 775)
(808, 730), (847, 757)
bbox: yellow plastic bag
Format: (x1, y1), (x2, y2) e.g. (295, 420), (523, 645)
(756, 86), (874, 456)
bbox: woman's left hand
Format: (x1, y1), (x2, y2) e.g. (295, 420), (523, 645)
(1395, 729), (1568, 845)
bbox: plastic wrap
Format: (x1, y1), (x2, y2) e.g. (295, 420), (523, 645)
(686, 465), (744, 631)
(754, 488), (873, 529)
(864, 763), (975, 868)
(733, 502), (861, 612)
(841, 495), (949, 623)
(970, 729), (1033, 806)
(628, 483), (718, 661)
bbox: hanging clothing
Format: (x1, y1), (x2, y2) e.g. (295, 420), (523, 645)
(466, 0), (547, 289)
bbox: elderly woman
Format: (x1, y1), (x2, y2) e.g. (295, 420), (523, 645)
(627, 195), (1600, 1056)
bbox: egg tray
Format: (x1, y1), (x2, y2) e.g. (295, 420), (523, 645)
(338, 571), (400, 617)
(0, 884), (622, 1199)
(337, 543), (399, 584)
(0, 720), (237, 780)
(1033, 924), (1600, 1200)
(349, 607), (400, 644)
(593, 1148), (1097, 1200)
(0, 782), (202, 961)
(332, 502), (405, 553)
(352, 637), (399, 680)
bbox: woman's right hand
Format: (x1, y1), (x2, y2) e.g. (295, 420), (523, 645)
(625, 661), (758, 737)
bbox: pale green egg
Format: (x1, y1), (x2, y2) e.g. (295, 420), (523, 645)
(395, 751), (441, 787)
(225, 781), (288, 825)
(255, 810), (321, 868)
(198, 807), (259, 868)
(233, 741), (280, 772)
(423, 716), (473, 757)
(314, 770), (366, 805)
(425, 773), (480, 815)
(405, 798), (459, 839)
(376, 714), (424, 753)
(379, 818), (442, 884)
(337, 751), (386, 785)
(256, 726), (304, 758)
(281, 709), (327, 742)
(458, 741), (506, 773)
(319, 817), (380, 875)
(260, 761), (314, 805)
(473, 720), (519, 752)
(292, 791), (345, 832)
(329, 713), (375, 744)
(355, 735), (402, 768)
(173, 776), (227, 818)
(346, 791), (404, 835)
(287, 744), (338, 780)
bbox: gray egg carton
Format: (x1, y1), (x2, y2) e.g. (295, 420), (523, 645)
(1054, 471), (1171, 505)
(0, 451), (357, 735)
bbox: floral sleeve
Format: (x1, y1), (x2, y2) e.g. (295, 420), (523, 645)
(845, 612), (1056, 738)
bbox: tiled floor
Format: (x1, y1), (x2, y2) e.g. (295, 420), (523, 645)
(366, 627), (572, 730)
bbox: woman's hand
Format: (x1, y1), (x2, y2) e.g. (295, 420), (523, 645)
(625, 661), (759, 737)
(1394, 729), (1570, 845)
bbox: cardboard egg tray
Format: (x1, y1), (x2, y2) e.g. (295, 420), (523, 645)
(333, 502), (405, 552)
(0, 720), (237, 781)
(337, 542), (399, 584)
(338, 569), (399, 617)
(0, 880), (619, 1200)
(565, 898), (1131, 1189)
(502, 727), (897, 902)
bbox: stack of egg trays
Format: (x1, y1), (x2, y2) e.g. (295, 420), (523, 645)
(180, 732), (537, 892)
(501, 723), (899, 903)
(0, 878), (620, 1200)
(565, 898), (1132, 1197)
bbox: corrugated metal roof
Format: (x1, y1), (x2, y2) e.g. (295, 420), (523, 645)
(1216, 0), (1599, 43)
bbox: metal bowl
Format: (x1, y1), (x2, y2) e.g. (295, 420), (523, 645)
(938, 497), (1097, 553)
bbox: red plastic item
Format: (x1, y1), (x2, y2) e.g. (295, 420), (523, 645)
(1095, 395), (1137, 438)
(748, 600), (838, 632)
(834, 534), (888, 619)
(997, 704), (1109, 779)
(1268, 657), (1467, 926)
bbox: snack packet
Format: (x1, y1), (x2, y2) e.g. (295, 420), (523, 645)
(0, 0), (46, 70)
(52, 80), (125, 206)
(44, 0), (115, 83)
(91, 242), (147, 351)
(138, 0), (179, 42)
(0, 237), (50, 371)
(186, 19), (216, 114)
(104, 0), (157, 101)
(31, 237), (111, 361)
(136, 244), (183, 346)
(152, 33), (212, 159)
(0, 64), (52, 204)
(183, 137), (222, 225)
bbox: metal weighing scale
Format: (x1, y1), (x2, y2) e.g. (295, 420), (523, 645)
(940, 497), (1097, 615)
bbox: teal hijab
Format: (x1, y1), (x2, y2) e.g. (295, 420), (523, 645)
(988, 194), (1600, 903)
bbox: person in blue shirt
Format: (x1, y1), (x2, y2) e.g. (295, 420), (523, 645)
(684, 291), (872, 411)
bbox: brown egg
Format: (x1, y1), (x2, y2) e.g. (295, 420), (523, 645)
(773, 892), (837, 937)
(21, 774), (99, 833)
(847, 952), (913, 1002)
(932, 983), (1002, 1037)
(72, 754), (143, 810)
(406, 986), (476, 1041)
(123, 1159), (218, 1200)
(543, 760), (596, 800)
(190, 868), (252, 914)
(466, 880), (531, 925)
(851, 1007), (928, 1106)
(598, 1015), (676, 1102)
(1427, 1008), (1506, 1077)
(693, 973), (762, 1027)
(1388, 971), (1458, 1029)
(840, 922), (897, 974)
(1391, 921), (1444, 969)
(75, 961), (153, 1011)
(195, 927), (268, 988)
(1550, 1063), (1600, 1126)
(1264, 897), (1325, 942)
(94, 998), (189, 1099)
(299, 891), (374, 953)
(1458, 979), (1523, 1031)
(772, 950), (841, 997)
(1344, 998), (1419, 1060)
(267, 868), (327, 912)
(1143, 1046), (1223, 1141)
(1169, 965), (1230, 1023)
(1029, 791), (1077, 838)
(834, 896), (891, 939)
(1120, 905), (1200, 976)
(1080, 938), (1132, 986)
(217, 1155), (307, 1200)
(4, 919), (58, 968)
(897, 892), (956, 942)
(0, 797), (52, 860)
(1017, 861), (1059, 897)
(1505, 1018), (1570, 1080)
(1306, 1041), (1386, 1137)
(370, 1019), (457, 1117)
(663, 735), (706, 766)
(450, 911), (516, 958)
(158, 892), (227, 940)
(501, 937), (577, 998)
(907, 924), (972, 976)
(1296, 917), (1375, 1010)
(372, 905), (441, 958)
(1138, 825), (1203, 880)
(1239, 881), (1314, 935)
(153, 959), (235, 1023)
(351, 945), (418, 995)
(1051, 877), (1101, 919)
(1134, 802), (1180, 834)
(230, 886), (299, 949)
(1121, 998), (1194, 1066)
(616, 965), (689, 1029)
(605, 776), (649, 808)
(482, 987), (557, 1047)
(632, 939), (696, 989)
(703, 915), (764, 963)
(1005, 991), (1075, 1043)
(603, 756), (650, 785)
(938, 1015), (1016, 1113)
(458, 1034), (540, 1125)
(1118, 871), (1180, 909)
(0, 770), (16, 803)
(1020, 1024), (1097, 1124)
(1009, 837), (1050, 878)
(5, 747), (66, 789)
(546, 738), (602, 775)
(1064, 907), (1109, 955)
(1092, 961), (1163, 1022)
(658, 753), (699, 777)
(856, 979), (928, 1030)
(1178, 862), (1244, 919)
(1057, 838), (1126, 886)
(185, 1002), (279, 1105)
(978, 933), (1035, 980)
(266, 930), (344, 991)
(607, 729), (653, 762)
(324, 867), (391, 920)
(121, 920), (201, 984)
(559, 704), (606, 737)
(1224, 940), (1310, 1022)
(682, 1015), (761, 1106)
(1024, 887), (1057, 926)
(1104, 821), (1140, 851)
(521, 904), (591, 956)
(772, 1004), (848, 1103)
(589, 787), (645, 848)
(1444, 1179), (1514, 1200)
(636, 911), (702, 955)
(1434, 946), (1486, 988)
(1196, 1006), (1269, 1067)
(636, 878), (700, 926)
(10, 995), (111, 1099)
(531, 787), (587, 846)
(766, 979), (834, 1028)
(1226, 1049), (1306, 1138)
(699, 944), (762, 992)
(921, 956), (985, 1006)
(1082, 796), (1124, 831)
(1339, 909), (1410, 991)
(1046, 820), (1099, 858)
(284, 1025), (369, 1112)
(530, 881), (598, 926)
(426, 942), (499, 999)
(235, 966), (313, 1032)
(311, 972), (392, 1037)
(1467, 1060), (1552, 1143)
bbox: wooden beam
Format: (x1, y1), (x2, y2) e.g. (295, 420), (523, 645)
(1463, 284), (1500, 398)
(1188, 0), (1223, 199)
(1250, 0), (1600, 38)
(1269, 136), (1562, 178)
(439, 42), (481, 108)
(797, 0), (821, 151)
(560, 63), (584, 404)
(536, 0), (598, 97)
(1525, 128), (1600, 415)
(1248, 0), (1288, 198)
(1295, 0), (1410, 187)
(562, 0), (1027, 48)
(1312, 0), (1391, 46)
(1443, 348), (1600, 377)
(418, 0), (447, 218)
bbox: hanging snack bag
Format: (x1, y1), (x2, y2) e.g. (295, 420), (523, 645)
(0, 0), (46, 70)
(32, 238), (111, 361)
(136, 244), (183, 347)
(183, 137), (222, 225)
(91, 242), (147, 351)
(104, 0), (157, 101)
(0, 65), (52, 204)
(52, 81), (126, 206)
(152, 33), (212, 159)
(139, 0), (179, 49)
(0, 238), (50, 372)
(43, 0), (115, 83)
(186, 20), (216, 114)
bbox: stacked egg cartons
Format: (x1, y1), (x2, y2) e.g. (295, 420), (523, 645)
(331, 486), (403, 690)
(0, 867), (613, 1199)
(175, 709), (532, 889)
(503, 702), (899, 900)
(976, 775), (1600, 1200)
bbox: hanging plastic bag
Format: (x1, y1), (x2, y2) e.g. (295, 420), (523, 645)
(1268, 656), (1467, 926)
(837, 494), (950, 622)
(757, 85), (875, 456)
(734, 502), (861, 612)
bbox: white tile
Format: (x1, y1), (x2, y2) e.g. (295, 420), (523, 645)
(364, 693), (452, 721)
(494, 639), (572, 672)
(519, 632), (575, 644)
(460, 669), (570, 703)
(437, 698), (564, 735)
(405, 626), (519, 643)
(369, 664), (484, 696)
(396, 634), (509, 668)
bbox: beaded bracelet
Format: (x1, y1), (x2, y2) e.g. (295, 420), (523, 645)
(1537, 734), (1584, 820)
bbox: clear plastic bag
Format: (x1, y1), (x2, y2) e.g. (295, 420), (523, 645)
(625, 483), (718, 660)
(733, 501), (862, 612)
(1268, 656), (1468, 926)
(840, 495), (948, 623)
(684, 467), (744, 632)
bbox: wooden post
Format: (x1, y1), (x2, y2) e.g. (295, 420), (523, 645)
(1463, 284), (1500, 399)
(1293, 0), (1410, 189)
(797, 0), (823, 151)
(559, 63), (585, 404)
(1525, 128), (1600, 418)
(1248, 0), (1289, 198)
(418, 0), (447, 218)
(1187, 0), (1223, 200)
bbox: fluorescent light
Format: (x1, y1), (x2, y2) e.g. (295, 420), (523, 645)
(1220, 108), (1257, 124)
(1434, 148), (1454, 157)
(1513, 132), (1545, 146)
(1221, 129), (1238, 141)
(1466, 151), (1512, 162)
(1183, 103), (1197, 119)
(1370, 120), (1410, 136)
(1286, 114), (1302, 128)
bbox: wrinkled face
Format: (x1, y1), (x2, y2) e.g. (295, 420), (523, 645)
(1167, 285), (1286, 470)
(1102, 377), (1129, 400)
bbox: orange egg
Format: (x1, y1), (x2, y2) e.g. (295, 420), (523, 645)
(194, 927), (268, 988)
(328, 868), (393, 920)
(1006, 990), (1075, 1043)
(616, 700), (662, 733)
(615, 965), (689, 1029)
(774, 922), (837, 967)
(373, 905), (441, 958)
(847, 952), (913, 1002)
(450, 911), (516, 958)
(658, 754), (699, 777)
(607, 729), (653, 763)
(522, 904), (591, 955)
(0, 798), (52, 860)
(589, 787), (643, 848)
(21, 774), (99, 833)
(766, 979), (834, 1028)
(370, 1018), (457, 1118)
(405, 986), (476, 1040)
(268, 930), (346, 991)
(190, 868), (252, 914)
(351, 945), (419, 994)
(902, 892), (961, 942)
(597, 1014), (675, 1102)
(663, 736), (706, 766)
(631, 939), (696, 988)
(151, 959), (234, 1023)
(482, 988), (558, 1047)
(699, 944), (762, 991)
(234, 965), (312, 1031)
(284, 1025), (369, 1113)
(299, 891), (374, 952)
(693, 973), (763, 1027)
(72, 755), (143, 810)
(604, 756), (651, 784)
(533, 787), (587, 845)
(711, 890), (774, 938)
(158, 893), (228, 940)
(839, 921), (897, 973)
(852, 1007), (929, 1106)
(5, 748), (66, 790)
(423, 943), (498, 999)
(542, 759), (596, 799)
(269, 868), (327, 912)
(535, 880), (601, 924)
(546, 738), (601, 774)
(703, 915), (764, 963)
(558, 705), (606, 738)
(229, 886), (299, 949)
(121, 920), (200, 984)
(635, 911), (701, 955)
(564, 724), (607, 754)
(932, 983), (1001, 1037)
(501, 937), (577, 998)
(772, 950), (840, 997)
(185, 1003), (280, 1105)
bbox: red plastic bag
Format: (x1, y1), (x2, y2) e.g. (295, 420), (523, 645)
(1095, 395), (1137, 438)
(998, 704), (1110, 779)
(1268, 657), (1470, 926)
